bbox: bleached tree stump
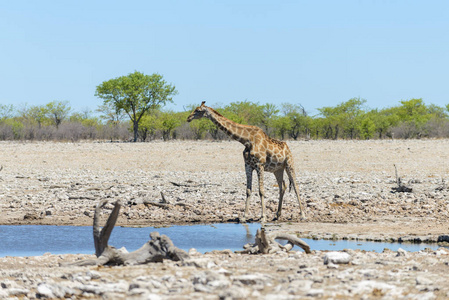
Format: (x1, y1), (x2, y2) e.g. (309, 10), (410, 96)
(237, 228), (311, 254)
(61, 200), (189, 266)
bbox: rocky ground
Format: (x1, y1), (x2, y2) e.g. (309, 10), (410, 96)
(1, 139), (449, 299)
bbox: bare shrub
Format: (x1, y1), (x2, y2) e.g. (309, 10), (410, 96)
(56, 122), (85, 141)
(0, 123), (14, 140)
(174, 123), (196, 140)
(422, 119), (449, 138)
(97, 123), (132, 142)
(34, 126), (57, 141)
(390, 122), (420, 139)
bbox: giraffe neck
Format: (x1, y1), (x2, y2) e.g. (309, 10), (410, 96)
(205, 108), (251, 146)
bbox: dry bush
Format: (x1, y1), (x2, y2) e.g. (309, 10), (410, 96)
(422, 119), (449, 138)
(0, 124), (14, 140)
(390, 122), (420, 139)
(96, 123), (132, 142)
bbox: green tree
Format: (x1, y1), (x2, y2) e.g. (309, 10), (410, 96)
(317, 106), (343, 139)
(17, 104), (49, 129)
(309, 117), (325, 139)
(159, 110), (181, 141)
(427, 104), (448, 119)
(281, 103), (309, 140)
(138, 112), (160, 141)
(271, 116), (291, 140)
(96, 103), (127, 125)
(358, 116), (376, 139)
(95, 71), (178, 142)
(46, 101), (71, 129)
(28, 105), (49, 129)
(189, 117), (212, 140)
(365, 108), (398, 139)
(69, 109), (101, 133)
(317, 97), (366, 139)
(223, 101), (264, 126)
(261, 103), (279, 133)
(0, 104), (14, 121)
(340, 97), (366, 139)
(394, 98), (431, 138)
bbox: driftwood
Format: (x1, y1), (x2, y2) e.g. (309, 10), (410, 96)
(392, 164), (413, 193)
(61, 200), (189, 267)
(236, 228), (311, 254)
(170, 181), (220, 188)
(142, 192), (190, 209)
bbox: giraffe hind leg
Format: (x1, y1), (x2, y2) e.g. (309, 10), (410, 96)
(286, 166), (306, 219)
(274, 169), (286, 220)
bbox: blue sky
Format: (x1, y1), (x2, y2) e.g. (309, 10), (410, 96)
(1, 1), (448, 116)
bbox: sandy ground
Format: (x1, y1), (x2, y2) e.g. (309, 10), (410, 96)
(1, 139), (449, 299)
(1, 139), (448, 238)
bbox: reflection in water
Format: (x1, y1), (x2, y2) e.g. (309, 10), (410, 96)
(0, 224), (445, 257)
(242, 223), (253, 239)
(0, 223), (261, 257)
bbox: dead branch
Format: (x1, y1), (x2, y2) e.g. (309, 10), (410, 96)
(160, 191), (168, 203)
(170, 181), (220, 188)
(143, 200), (170, 209)
(61, 200), (189, 267)
(141, 192), (171, 209)
(392, 164), (413, 193)
(236, 228), (311, 255)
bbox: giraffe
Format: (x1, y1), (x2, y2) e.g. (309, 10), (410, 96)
(187, 101), (306, 223)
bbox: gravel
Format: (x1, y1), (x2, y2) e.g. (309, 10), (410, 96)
(1, 139), (449, 299)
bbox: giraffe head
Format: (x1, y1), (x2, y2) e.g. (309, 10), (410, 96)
(187, 101), (208, 122)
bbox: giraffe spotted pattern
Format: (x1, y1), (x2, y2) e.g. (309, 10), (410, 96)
(187, 101), (306, 223)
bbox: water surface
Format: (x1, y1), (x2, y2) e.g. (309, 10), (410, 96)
(0, 224), (443, 257)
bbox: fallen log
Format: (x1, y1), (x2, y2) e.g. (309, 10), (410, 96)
(237, 227), (311, 254)
(61, 200), (189, 267)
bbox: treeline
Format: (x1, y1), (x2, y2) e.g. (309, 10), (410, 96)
(1, 98), (449, 142)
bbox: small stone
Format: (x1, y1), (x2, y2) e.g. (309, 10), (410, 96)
(396, 248), (408, 257)
(327, 262), (339, 269)
(188, 248), (201, 256)
(416, 276), (433, 286)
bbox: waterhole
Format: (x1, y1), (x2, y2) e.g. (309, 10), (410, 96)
(0, 224), (443, 257)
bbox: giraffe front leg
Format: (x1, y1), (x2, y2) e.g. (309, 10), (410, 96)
(241, 163), (253, 223)
(256, 166), (266, 223)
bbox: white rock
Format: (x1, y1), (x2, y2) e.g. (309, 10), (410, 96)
(323, 252), (351, 265)
(396, 248), (408, 257)
(37, 283), (55, 298)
